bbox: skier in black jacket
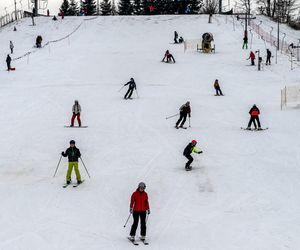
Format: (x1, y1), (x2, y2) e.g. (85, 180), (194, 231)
(61, 140), (82, 185)
(183, 140), (203, 170)
(266, 49), (272, 65)
(6, 54), (11, 71)
(175, 101), (191, 128)
(124, 78), (136, 99)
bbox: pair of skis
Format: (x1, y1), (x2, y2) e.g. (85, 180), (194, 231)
(63, 180), (85, 188)
(241, 127), (268, 131)
(128, 237), (149, 246)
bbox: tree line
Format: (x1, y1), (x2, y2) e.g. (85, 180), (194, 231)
(59, 0), (205, 16)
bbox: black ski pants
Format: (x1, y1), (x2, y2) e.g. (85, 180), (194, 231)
(251, 59), (255, 65)
(215, 87), (223, 96)
(248, 116), (261, 128)
(130, 211), (147, 237)
(7, 62), (11, 70)
(266, 56), (271, 65)
(184, 153), (193, 168)
(176, 112), (187, 127)
(124, 87), (134, 99)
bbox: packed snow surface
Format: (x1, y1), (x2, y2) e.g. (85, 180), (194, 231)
(0, 15), (300, 250)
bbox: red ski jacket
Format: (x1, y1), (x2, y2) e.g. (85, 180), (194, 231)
(130, 190), (150, 212)
(250, 52), (255, 60)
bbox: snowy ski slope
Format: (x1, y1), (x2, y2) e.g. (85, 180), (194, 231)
(0, 15), (300, 250)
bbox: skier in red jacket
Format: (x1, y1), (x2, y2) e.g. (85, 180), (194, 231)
(247, 104), (261, 130)
(248, 51), (255, 65)
(129, 182), (150, 241)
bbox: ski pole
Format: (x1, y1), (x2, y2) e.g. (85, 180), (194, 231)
(146, 214), (149, 224)
(135, 89), (139, 98)
(53, 155), (63, 177)
(123, 213), (131, 228)
(80, 157), (91, 179)
(166, 113), (179, 119)
(118, 85), (125, 92)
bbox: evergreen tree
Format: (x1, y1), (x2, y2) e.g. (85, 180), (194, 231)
(118, 0), (133, 15)
(60, 0), (70, 15)
(82, 0), (97, 15)
(189, 0), (202, 14)
(100, 0), (112, 15)
(69, 0), (79, 15)
(111, 0), (117, 15)
(133, 0), (143, 14)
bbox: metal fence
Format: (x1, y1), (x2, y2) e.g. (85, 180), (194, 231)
(0, 10), (24, 28)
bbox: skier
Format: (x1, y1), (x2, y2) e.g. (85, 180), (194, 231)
(128, 182), (150, 242)
(10, 41), (14, 54)
(47, 9), (50, 16)
(183, 140), (203, 171)
(175, 101), (191, 129)
(124, 78), (136, 99)
(247, 104), (261, 130)
(161, 50), (176, 63)
(52, 15), (57, 21)
(6, 54), (11, 71)
(214, 79), (223, 96)
(248, 51), (255, 65)
(178, 36), (184, 43)
(71, 100), (81, 127)
(61, 140), (82, 185)
(266, 49), (272, 65)
(242, 35), (248, 49)
(174, 31), (178, 43)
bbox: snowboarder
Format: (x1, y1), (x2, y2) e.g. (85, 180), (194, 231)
(162, 50), (175, 63)
(266, 49), (272, 65)
(36, 36), (42, 48)
(124, 78), (136, 99)
(128, 182), (150, 242)
(175, 101), (191, 129)
(6, 54), (11, 71)
(174, 31), (178, 43)
(242, 35), (248, 49)
(61, 140), (82, 185)
(178, 36), (184, 43)
(214, 79), (223, 96)
(247, 104), (261, 130)
(183, 140), (203, 170)
(248, 51), (255, 65)
(71, 100), (81, 127)
(10, 41), (14, 54)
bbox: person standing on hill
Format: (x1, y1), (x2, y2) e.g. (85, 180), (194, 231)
(266, 49), (272, 65)
(247, 104), (261, 130)
(248, 51), (255, 65)
(128, 182), (150, 242)
(183, 140), (203, 170)
(71, 100), (81, 127)
(124, 78), (137, 99)
(61, 140), (82, 185)
(10, 41), (14, 54)
(214, 79), (223, 96)
(242, 35), (248, 49)
(6, 54), (12, 71)
(175, 101), (191, 129)
(174, 31), (178, 43)
(162, 50), (176, 63)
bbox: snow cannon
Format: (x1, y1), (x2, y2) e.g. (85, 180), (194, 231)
(197, 32), (215, 53)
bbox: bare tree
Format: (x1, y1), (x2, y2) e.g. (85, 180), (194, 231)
(201, 0), (218, 13)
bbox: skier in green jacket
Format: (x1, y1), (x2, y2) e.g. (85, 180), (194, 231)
(62, 140), (82, 185)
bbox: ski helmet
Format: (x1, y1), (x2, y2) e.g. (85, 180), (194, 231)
(138, 182), (146, 189)
(70, 140), (75, 144)
(191, 140), (197, 144)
